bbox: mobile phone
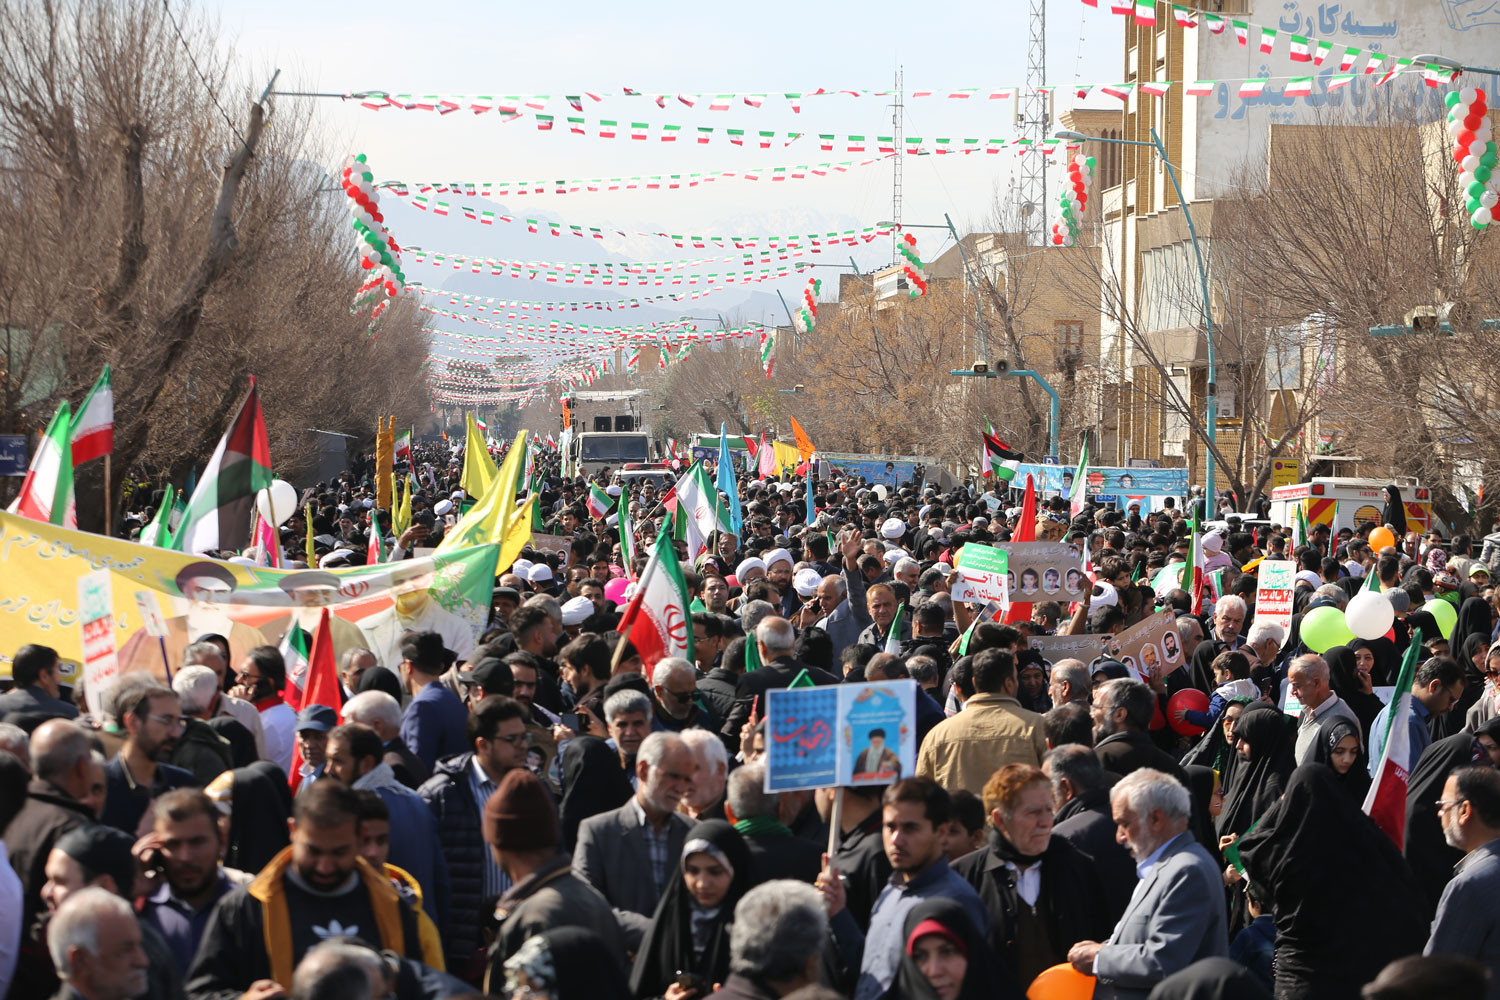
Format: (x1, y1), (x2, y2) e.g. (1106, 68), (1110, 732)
(674, 972), (711, 994)
(561, 713), (584, 734)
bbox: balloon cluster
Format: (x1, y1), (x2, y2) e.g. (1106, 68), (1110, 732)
(1449, 87), (1498, 229)
(1051, 150), (1096, 247)
(341, 153), (407, 319)
(795, 276), (822, 333)
(897, 232), (927, 297)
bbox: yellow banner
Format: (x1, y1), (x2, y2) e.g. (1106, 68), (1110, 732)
(0, 511), (498, 682)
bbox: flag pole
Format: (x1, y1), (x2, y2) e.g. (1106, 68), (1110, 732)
(103, 453), (112, 535)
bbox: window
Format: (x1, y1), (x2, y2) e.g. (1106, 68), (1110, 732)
(1056, 321), (1084, 356)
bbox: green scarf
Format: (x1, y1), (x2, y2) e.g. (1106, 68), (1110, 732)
(733, 815), (793, 838)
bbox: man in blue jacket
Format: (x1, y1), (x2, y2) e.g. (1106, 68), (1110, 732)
(399, 631), (469, 770)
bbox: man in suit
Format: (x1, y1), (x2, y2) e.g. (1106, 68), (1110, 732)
(343, 690), (429, 789)
(1092, 679), (1188, 785)
(1066, 768), (1227, 999)
(810, 530), (873, 660)
(720, 617), (840, 752)
(572, 730), (696, 950)
(0, 644), (78, 720)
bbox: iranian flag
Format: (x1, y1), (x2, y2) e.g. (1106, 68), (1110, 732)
(981, 422), (1023, 482)
(7, 402), (77, 528)
(884, 603), (906, 655)
(1340, 46), (1362, 71)
(616, 530), (695, 670)
(1133, 0), (1156, 24)
(1140, 80), (1173, 97)
(1068, 436), (1090, 518)
(367, 523), (384, 565)
(1364, 629), (1424, 847)
(1186, 80), (1217, 97)
(139, 489), (179, 548)
(171, 378), (273, 554)
(673, 462), (725, 558)
(1100, 83), (1135, 101)
(1187, 511), (1206, 613)
(1259, 26), (1276, 52)
(278, 620), (313, 708)
(586, 482), (612, 519)
(1171, 5), (1196, 27)
(1202, 12), (1225, 32)
(1232, 19), (1249, 45)
(1313, 39), (1333, 65)
(618, 503), (637, 579)
(394, 428), (411, 465)
(70, 364), (114, 465)
(1238, 80), (1269, 99)
(1285, 77), (1314, 97)
(1288, 34), (1311, 61)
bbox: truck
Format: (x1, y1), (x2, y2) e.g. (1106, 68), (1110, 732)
(1268, 477), (1433, 535)
(570, 431), (652, 477)
(562, 389), (652, 477)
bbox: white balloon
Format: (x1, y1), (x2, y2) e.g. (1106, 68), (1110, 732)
(1482, 190), (1499, 208)
(1477, 125), (1494, 143)
(1461, 171), (1477, 187)
(256, 480), (299, 527)
(1464, 154), (1482, 172)
(1461, 87), (1479, 105)
(1450, 119), (1468, 136)
(1476, 206), (1495, 226)
(1345, 589), (1394, 640)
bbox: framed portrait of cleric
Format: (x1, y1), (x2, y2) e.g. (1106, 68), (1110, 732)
(836, 680), (916, 786)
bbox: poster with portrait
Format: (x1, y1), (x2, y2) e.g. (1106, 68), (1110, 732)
(528, 532), (574, 567)
(997, 541), (1088, 602)
(1106, 610), (1182, 683)
(764, 679), (916, 792)
(1029, 634), (1113, 667)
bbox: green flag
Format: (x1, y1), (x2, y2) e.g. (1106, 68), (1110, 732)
(140, 489), (176, 548)
(885, 603), (906, 655)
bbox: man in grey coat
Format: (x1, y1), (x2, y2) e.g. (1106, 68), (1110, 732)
(572, 731), (695, 950)
(484, 768), (625, 984)
(1427, 764), (1500, 999)
(812, 530), (872, 661)
(1066, 768), (1227, 1000)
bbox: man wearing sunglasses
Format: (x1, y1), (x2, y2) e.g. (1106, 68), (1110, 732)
(649, 657), (718, 734)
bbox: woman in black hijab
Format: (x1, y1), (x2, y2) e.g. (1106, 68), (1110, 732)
(1323, 645), (1384, 736)
(1183, 764), (1225, 866)
(208, 760), (292, 873)
(629, 820), (752, 999)
(1349, 635), (1399, 688)
(1216, 703), (1295, 933)
(1310, 716), (1369, 803)
(891, 897), (1019, 1000)
(1240, 765), (1426, 1000)
(1380, 485), (1408, 540)
(558, 735), (633, 853)
(356, 664), (405, 702)
(1404, 727), (1496, 915)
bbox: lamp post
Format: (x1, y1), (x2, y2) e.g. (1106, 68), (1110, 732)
(1054, 127), (1220, 506)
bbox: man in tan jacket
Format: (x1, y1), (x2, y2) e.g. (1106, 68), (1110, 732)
(917, 648), (1046, 794)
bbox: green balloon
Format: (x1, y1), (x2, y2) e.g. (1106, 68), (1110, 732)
(1301, 605), (1356, 653)
(355, 153), (367, 162)
(1470, 180), (1488, 197)
(1468, 198), (1482, 214)
(1422, 598), (1458, 639)
(1446, 91), (1463, 107)
(1482, 151), (1499, 167)
(365, 233), (379, 247)
(1477, 165), (1493, 182)
(1086, 156), (1097, 168)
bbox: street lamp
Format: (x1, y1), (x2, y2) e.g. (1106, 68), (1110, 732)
(1054, 126), (1221, 506)
(1411, 53), (1500, 77)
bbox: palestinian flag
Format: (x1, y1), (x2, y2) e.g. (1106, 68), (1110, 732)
(7, 402), (76, 528)
(616, 530), (695, 670)
(586, 482), (612, 519)
(981, 420), (1022, 482)
(884, 603), (906, 655)
(70, 364), (114, 465)
(1364, 629), (1424, 847)
(172, 379), (273, 554)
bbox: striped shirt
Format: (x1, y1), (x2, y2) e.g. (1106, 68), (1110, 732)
(633, 797), (672, 895)
(469, 757), (512, 899)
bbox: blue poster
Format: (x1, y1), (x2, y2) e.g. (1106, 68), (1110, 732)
(820, 453), (936, 491)
(837, 681), (916, 787)
(764, 686), (839, 793)
(1013, 463), (1189, 497)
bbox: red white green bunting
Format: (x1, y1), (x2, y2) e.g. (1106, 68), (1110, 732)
(793, 276), (822, 334)
(1449, 87), (1500, 229)
(897, 233), (927, 297)
(1051, 150), (1095, 247)
(341, 154), (406, 322)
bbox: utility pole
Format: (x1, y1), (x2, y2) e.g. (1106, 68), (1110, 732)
(891, 66), (904, 265)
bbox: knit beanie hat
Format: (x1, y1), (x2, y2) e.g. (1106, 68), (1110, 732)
(482, 768), (559, 851)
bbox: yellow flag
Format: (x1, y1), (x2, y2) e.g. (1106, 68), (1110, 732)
(438, 429), (526, 559)
(394, 475), (412, 537)
(497, 495), (537, 574)
(304, 502), (316, 566)
(460, 413), (498, 499)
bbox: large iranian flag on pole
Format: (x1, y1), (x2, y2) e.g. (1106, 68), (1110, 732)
(1187, 510), (1206, 614)
(586, 482), (612, 519)
(616, 530), (695, 670)
(70, 364), (114, 465)
(171, 378), (273, 554)
(1364, 629), (1423, 848)
(7, 401), (76, 528)
(673, 462), (726, 558)
(1068, 436), (1090, 518)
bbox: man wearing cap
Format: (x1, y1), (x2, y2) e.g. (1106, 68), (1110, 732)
(558, 595), (594, 639)
(323, 723), (448, 926)
(99, 678), (195, 837)
(38, 824), (183, 1000)
(484, 769), (625, 978)
(291, 704), (337, 796)
(357, 559), (478, 672)
(762, 548), (797, 617)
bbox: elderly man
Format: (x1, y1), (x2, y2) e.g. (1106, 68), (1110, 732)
(339, 647), (378, 699)
(180, 641), (267, 761)
(680, 728), (729, 821)
(1427, 765), (1500, 995)
(1066, 769), (1227, 999)
(1047, 659), (1091, 707)
(1092, 679), (1188, 783)
(0, 644), (78, 720)
(712, 882), (828, 999)
(46, 887), (150, 1000)
(856, 583), (909, 649)
(343, 690), (428, 789)
(721, 618), (840, 751)
(727, 762), (821, 883)
(812, 532), (875, 659)
(1174, 617), (1206, 665)
(650, 657), (716, 733)
(573, 731), (695, 949)
(1187, 595), (1247, 691)
(1242, 621), (1285, 678)
(1288, 653), (1362, 764)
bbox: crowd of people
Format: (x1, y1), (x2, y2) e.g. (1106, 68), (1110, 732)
(4, 436), (1500, 1000)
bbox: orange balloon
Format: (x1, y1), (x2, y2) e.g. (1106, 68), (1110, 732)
(1369, 526), (1396, 551)
(1028, 962), (1096, 1000)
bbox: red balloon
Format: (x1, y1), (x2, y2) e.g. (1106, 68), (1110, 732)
(1459, 129), (1477, 148)
(1465, 113), (1483, 130)
(1167, 689), (1210, 735)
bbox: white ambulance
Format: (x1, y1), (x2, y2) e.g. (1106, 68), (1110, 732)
(1268, 478), (1433, 535)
